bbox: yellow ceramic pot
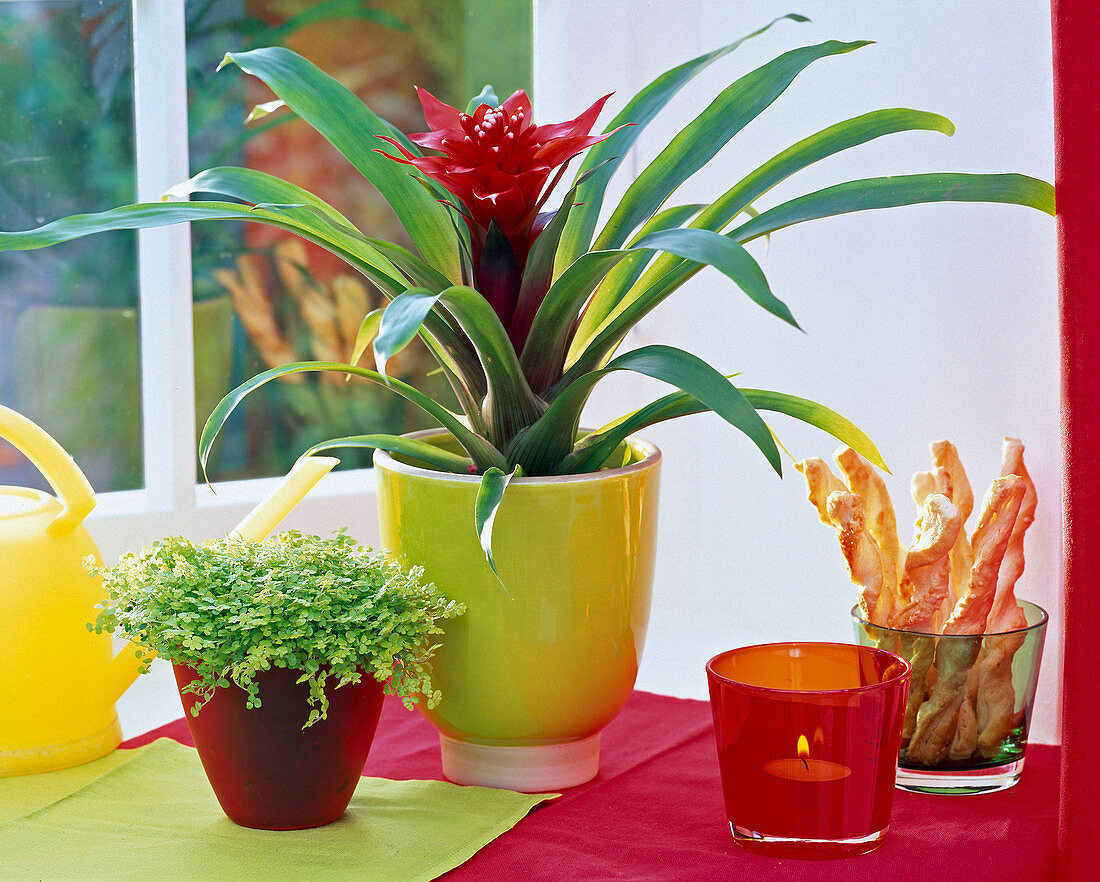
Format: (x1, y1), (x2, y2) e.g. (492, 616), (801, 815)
(374, 432), (660, 791)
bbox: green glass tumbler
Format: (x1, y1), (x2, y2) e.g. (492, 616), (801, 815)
(853, 599), (1047, 795)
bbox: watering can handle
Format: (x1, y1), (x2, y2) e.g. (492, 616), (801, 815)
(0, 405), (96, 537)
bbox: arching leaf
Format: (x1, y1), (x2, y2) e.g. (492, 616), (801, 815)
(591, 39), (870, 254)
(509, 344), (779, 475)
(633, 227), (797, 327)
(560, 385), (884, 475)
(198, 360), (506, 476)
(304, 434), (472, 474)
(731, 173), (1056, 244)
(575, 108), (957, 346)
(219, 47), (461, 280)
(0, 200), (409, 294)
(555, 13), (810, 273)
(474, 465), (522, 593)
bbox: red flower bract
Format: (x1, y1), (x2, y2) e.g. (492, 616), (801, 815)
(376, 89), (622, 352)
(378, 88), (613, 267)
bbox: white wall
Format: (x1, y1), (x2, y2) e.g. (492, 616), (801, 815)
(535, 1), (1060, 741)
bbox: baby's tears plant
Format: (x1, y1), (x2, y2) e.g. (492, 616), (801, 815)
(89, 530), (464, 726)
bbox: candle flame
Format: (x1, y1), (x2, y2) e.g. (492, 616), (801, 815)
(797, 734), (810, 760)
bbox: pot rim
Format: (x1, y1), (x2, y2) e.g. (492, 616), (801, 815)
(851, 598), (1049, 638)
(373, 428), (661, 485)
(706, 641), (913, 697)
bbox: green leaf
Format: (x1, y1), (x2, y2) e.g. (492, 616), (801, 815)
(175, 166), (360, 231)
(579, 204), (708, 346)
(530, 225), (794, 398)
(628, 204), (708, 242)
(509, 183), (582, 362)
(555, 13), (810, 274)
(560, 385), (883, 475)
(245, 99), (285, 122)
(0, 169), (483, 411)
(219, 47), (461, 280)
(474, 465), (522, 592)
(633, 227), (797, 327)
(559, 395), (697, 474)
(739, 388), (886, 469)
(562, 173), (1054, 390)
(696, 108), (957, 235)
(510, 344), (780, 475)
(731, 173), (1057, 243)
(373, 289), (442, 382)
(356, 236), (486, 402)
(591, 39), (870, 254)
(466, 84), (500, 112)
(520, 249), (636, 394)
(304, 434), (473, 474)
(373, 287), (544, 449)
(348, 307), (385, 370)
(0, 200), (409, 294)
(576, 110), (957, 353)
(366, 237), (455, 292)
(198, 360), (507, 475)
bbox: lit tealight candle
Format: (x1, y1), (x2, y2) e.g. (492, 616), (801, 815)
(762, 734), (851, 782)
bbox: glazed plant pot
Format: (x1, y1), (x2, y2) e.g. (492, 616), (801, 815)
(173, 664), (385, 829)
(374, 431), (660, 792)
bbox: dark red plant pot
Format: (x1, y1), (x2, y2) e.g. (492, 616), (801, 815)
(173, 663), (385, 830)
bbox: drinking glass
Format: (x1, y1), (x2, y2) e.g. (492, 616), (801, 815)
(853, 600), (1048, 794)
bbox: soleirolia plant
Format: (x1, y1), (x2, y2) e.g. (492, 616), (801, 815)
(0, 16), (1053, 569)
(89, 530), (464, 726)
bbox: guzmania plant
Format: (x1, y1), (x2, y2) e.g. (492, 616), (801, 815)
(0, 16), (1054, 564)
(89, 530), (465, 726)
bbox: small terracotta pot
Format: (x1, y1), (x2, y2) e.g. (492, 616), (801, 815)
(173, 664), (385, 830)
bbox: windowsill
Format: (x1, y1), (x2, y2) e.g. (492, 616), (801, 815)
(193, 465), (378, 509)
(87, 465), (379, 522)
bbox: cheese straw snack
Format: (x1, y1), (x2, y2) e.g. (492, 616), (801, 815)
(974, 439), (1037, 757)
(907, 475), (1025, 764)
(796, 439), (1037, 766)
(892, 493), (961, 743)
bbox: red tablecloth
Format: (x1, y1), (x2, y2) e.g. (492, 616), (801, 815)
(124, 691), (1058, 880)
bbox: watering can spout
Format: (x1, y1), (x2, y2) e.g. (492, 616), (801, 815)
(232, 455), (339, 541)
(105, 641), (149, 705)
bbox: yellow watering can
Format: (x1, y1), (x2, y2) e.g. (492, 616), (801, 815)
(0, 404), (338, 776)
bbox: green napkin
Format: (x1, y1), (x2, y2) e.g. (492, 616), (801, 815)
(0, 739), (555, 881)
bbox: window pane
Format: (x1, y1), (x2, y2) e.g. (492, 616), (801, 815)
(0, 1), (142, 493)
(189, 0), (533, 481)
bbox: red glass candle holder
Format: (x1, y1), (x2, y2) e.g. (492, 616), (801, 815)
(706, 642), (910, 860)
